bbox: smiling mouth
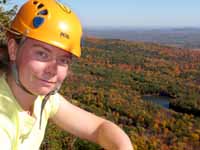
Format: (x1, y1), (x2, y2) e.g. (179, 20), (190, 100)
(35, 76), (57, 84)
(40, 79), (57, 84)
(33, 75), (57, 85)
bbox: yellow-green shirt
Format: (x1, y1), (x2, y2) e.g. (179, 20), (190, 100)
(0, 74), (60, 150)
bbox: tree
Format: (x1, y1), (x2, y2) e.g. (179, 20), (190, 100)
(0, 3), (17, 45)
(0, 0), (6, 4)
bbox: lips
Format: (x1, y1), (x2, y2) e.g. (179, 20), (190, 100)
(34, 75), (57, 85)
(39, 78), (57, 84)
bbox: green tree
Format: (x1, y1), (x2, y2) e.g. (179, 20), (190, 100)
(0, 0), (6, 4)
(0, 3), (17, 45)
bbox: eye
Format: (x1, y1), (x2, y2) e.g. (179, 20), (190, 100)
(34, 50), (49, 61)
(57, 57), (71, 66)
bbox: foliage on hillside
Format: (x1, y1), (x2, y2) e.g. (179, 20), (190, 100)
(0, 3), (17, 45)
(41, 38), (200, 150)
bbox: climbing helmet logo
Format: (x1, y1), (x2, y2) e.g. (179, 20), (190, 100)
(60, 32), (70, 39)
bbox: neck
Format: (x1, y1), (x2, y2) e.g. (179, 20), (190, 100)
(7, 73), (37, 113)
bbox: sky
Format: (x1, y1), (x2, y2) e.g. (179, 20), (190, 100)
(3, 0), (200, 29)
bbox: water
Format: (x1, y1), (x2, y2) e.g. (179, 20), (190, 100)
(142, 95), (170, 108)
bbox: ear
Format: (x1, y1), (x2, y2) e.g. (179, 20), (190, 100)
(7, 38), (18, 61)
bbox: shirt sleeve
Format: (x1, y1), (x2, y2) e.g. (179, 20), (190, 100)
(0, 128), (12, 150)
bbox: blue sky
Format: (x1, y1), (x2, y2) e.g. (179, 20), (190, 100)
(4, 0), (200, 28)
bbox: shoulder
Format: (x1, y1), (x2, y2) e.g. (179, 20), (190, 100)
(0, 87), (19, 120)
(0, 74), (19, 115)
(0, 73), (19, 130)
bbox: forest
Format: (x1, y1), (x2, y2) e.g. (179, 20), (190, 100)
(40, 38), (200, 150)
(0, 3), (200, 150)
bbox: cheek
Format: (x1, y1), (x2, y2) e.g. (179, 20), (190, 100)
(26, 60), (46, 74)
(19, 59), (46, 82)
(57, 66), (69, 82)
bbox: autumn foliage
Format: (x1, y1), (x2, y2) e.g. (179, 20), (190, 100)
(41, 38), (200, 150)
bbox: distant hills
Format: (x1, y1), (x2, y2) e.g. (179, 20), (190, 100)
(84, 27), (200, 49)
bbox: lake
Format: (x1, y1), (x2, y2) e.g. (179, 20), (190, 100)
(142, 95), (170, 108)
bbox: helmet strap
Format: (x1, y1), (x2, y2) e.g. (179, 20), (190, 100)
(11, 62), (36, 95)
(39, 84), (61, 129)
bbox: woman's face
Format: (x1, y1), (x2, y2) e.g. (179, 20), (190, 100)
(12, 38), (72, 95)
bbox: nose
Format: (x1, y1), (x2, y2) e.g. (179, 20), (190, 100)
(44, 59), (57, 77)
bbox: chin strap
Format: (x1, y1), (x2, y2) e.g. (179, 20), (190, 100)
(39, 86), (61, 129)
(11, 62), (35, 95)
(39, 91), (55, 129)
(39, 84), (61, 129)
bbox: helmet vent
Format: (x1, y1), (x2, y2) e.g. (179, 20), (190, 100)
(38, 9), (48, 15)
(38, 4), (44, 9)
(33, 17), (44, 28)
(33, 1), (38, 5)
(32, 2), (48, 28)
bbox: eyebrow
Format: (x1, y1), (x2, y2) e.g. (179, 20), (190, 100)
(32, 43), (72, 58)
(32, 44), (52, 53)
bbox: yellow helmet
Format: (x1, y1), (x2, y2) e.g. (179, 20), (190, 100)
(11, 0), (82, 57)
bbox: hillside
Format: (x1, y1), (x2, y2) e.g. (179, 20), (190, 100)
(84, 28), (200, 49)
(41, 38), (200, 150)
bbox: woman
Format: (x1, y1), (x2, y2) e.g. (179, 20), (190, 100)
(0, 0), (133, 149)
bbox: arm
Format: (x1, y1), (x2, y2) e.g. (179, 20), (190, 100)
(94, 120), (133, 150)
(51, 95), (133, 150)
